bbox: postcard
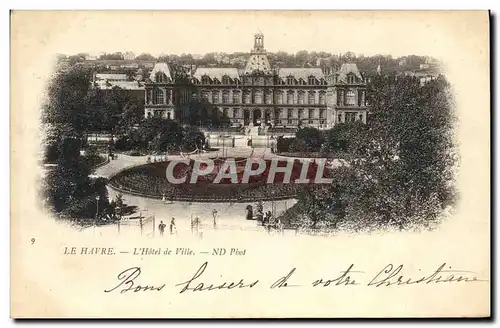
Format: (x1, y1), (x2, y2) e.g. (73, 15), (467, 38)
(10, 10), (490, 318)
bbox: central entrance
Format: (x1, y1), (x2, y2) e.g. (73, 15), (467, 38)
(253, 109), (262, 126)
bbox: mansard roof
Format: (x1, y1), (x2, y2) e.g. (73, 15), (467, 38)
(149, 62), (172, 82)
(277, 68), (325, 81)
(193, 67), (240, 81)
(337, 63), (363, 82)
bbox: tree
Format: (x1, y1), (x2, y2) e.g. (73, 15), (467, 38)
(283, 75), (456, 231)
(295, 50), (309, 66)
(135, 53), (156, 61)
(43, 67), (93, 135)
(294, 127), (324, 152)
(99, 52), (124, 60)
(322, 121), (366, 155)
(116, 99), (144, 134)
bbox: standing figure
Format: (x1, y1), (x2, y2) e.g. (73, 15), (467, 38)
(170, 218), (176, 235)
(158, 221), (166, 236)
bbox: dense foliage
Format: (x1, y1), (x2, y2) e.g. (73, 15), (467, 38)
(282, 76), (457, 232)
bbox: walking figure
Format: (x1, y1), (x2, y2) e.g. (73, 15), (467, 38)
(158, 221), (166, 236)
(170, 218), (176, 235)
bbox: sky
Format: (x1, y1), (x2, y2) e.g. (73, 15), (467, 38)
(19, 11), (474, 59)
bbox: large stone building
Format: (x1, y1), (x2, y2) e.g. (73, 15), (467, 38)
(144, 33), (368, 128)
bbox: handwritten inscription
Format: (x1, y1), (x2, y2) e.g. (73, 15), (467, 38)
(104, 262), (486, 294)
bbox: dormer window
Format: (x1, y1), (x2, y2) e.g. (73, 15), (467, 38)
(201, 75), (211, 85)
(222, 75), (231, 85)
(308, 76), (317, 85)
(347, 74), (356, 84)
(287, 76), (295, 85)
(213, 78), (221, 85)
(298, 78), (306, 85)
(156, 72), (167, 83)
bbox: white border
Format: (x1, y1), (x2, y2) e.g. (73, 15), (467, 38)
(3, 1), (498, 326)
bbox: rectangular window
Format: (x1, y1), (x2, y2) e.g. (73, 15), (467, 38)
(345, 112), (357, 122)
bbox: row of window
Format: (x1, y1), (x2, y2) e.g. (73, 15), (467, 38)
(338, 112), (364, 123)
(197, 75), (327, 86)
(156, 72), (360, 86)
(201, 90), (327, 105)
(218, 108), (328, 120)
(337, 90), (366, 107)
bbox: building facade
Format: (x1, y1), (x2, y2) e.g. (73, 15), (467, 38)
(144, 33), (368, 128)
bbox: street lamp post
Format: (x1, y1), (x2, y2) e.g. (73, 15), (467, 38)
(94, 195), (100, 236)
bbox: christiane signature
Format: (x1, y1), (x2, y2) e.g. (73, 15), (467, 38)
(104, 262), (486, 294)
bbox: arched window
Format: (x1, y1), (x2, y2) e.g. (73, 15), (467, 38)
(222, 75), (231, 85)
(275, 108), (281, 124)
(308, 76), (316, 85)
(297, 91), (305, 105)
(287, 109), (293, 124)
(233, 108), (239, 118)
(156, 72), (166, 83)
(223, 108), (228, 117)
(243, 91), (251, 104)
(346, 112), (356, 122)
(308, 91), (315, 104)
(254, 90), (263, 104)
(319, 91), (326, 105)
(338, 113), (342, 123)
(308, 108), (314, 124)
(233, 91), (240, 104)
(346, 90), (356, 106)
(167, 112), (171, 120)
(222, 91), (229, 104)
(287, 91), (294, 104)
(347, 74), (356, 84)
(265, 91), (272, 104)
(287, 76), (295, 85)
(201, 75), (210, 85)
(319, 109), (326, 125)
(298, 109), (304, 119)
(276, 91), (283, 104)
(212, 91), (220, 103)
(154, 88), (164, 104)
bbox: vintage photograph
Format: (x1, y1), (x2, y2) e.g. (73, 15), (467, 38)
(11, 11), (490, 318)
(41, 32), (455, 239)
